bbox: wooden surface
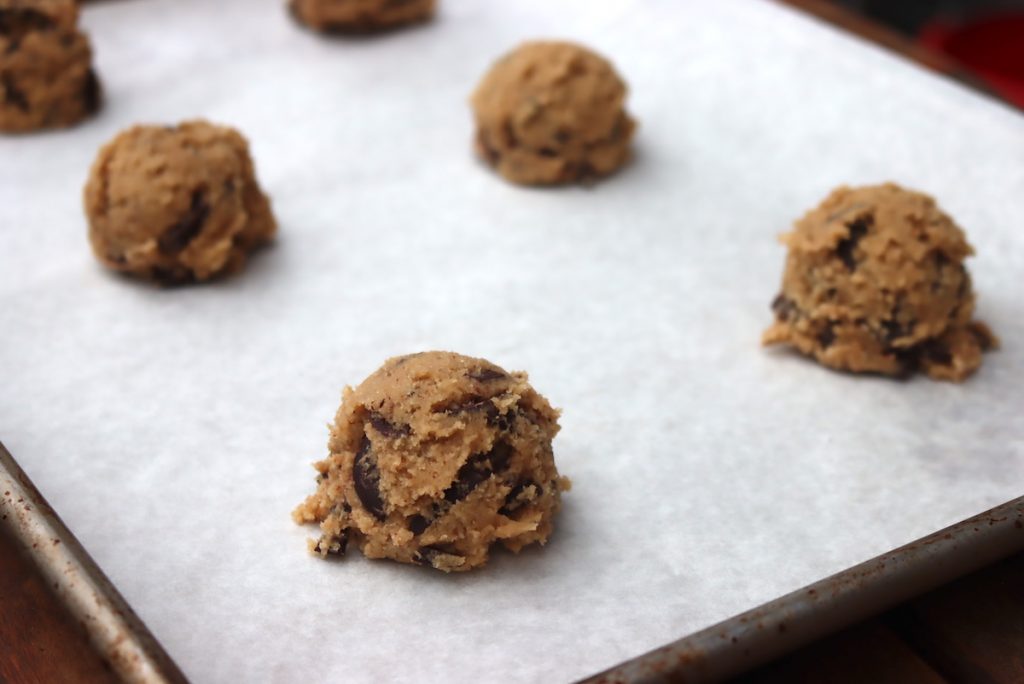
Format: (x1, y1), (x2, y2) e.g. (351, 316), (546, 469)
(742, 551), (1024, 683)
(0, 525), (118, 684)
(2, 520), (1021, 683)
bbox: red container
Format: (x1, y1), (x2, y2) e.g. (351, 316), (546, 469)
(921, 14), (1024, 108)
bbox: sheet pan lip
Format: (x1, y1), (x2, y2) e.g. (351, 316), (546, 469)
(580, 493), (1024, 684)
(3, 434), (1020, 684)
(0, 441), (189, 684)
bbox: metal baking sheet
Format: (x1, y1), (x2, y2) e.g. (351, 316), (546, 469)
(2, 1), (1023, 682)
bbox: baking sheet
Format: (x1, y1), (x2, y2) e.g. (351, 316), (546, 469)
(1, 0), (1023, 682)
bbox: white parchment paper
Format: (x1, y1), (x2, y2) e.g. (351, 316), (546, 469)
(2, 1), (1023, 681)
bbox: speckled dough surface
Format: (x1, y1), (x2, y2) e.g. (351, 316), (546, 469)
(0, 0), (100, 132)
(289, 0), (435, 33)
(763, 183), (998, 381)
(84, 121), (277, 284)
(293, 351), (570, 572)
(471, 40), (636, 185)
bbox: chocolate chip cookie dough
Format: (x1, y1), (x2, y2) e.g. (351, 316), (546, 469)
(470, 41), (636, 185)
(0, 0), (100, 132)
(293, 352), (571, 572)
(84, 121), (277, 284)
(763, 183), (998, 381)
(289, 0), (435, 33)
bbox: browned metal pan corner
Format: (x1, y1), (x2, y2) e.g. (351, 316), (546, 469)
(0, 441), (189, 684)
(580, 495), (1024, 684)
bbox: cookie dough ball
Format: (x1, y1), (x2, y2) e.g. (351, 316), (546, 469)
(293, 351), (571, 572)
(763, 183), (998, 381)
(84, 121), (277, 284)
(470, 41), (636, 185)
(0, 0), (100, 132)
(288, 0), (435, 33)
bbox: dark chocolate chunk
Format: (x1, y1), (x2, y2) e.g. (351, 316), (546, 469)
(554, 128), (572, 144)
(468, 367), (507, 383)
(880, 305), (916, 344)
(440, 395), (516, 431)
(150, 265), (192, 285)
(353, 435), (386, 520)
(890, 347), (921, 377)
(835, 216), (871, 271)
(158, 190), (209, 254)
(81, 67), (100, 115)
(443, 441), (513, 503)
(494, 410), (516, 432)
(817, 323), (836, 349)
(408, 514), (430, 535)
(498, 479), (537, 516)
(771, 294), (797, 322)
(924, 342), (952, 366)
(449, 396), (496, 419)
(1, 71), (29, 112)
(313, 531), (348, 556)
(414, 543), (462, 566)
(537, 147), (558, 158)
(368, 412), (411, 438)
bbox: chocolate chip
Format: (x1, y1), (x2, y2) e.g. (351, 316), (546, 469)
(81, 68), (100, 114)
(835, 217), (871, 271)
(538, 147), (558, 158)
(498, 479), (537, 516)
(158, 190), (209, 254)
(817, 323), (836, 349)
(408, 515), (430, 535)
(771, 294), (797, 322)
(314, 531), (348, 556)
(150, 266), (192, 285)
(414, 543), (462, 566)
(554, 128), (572, 144)
(443, 441), (513, 503)
(925, 342), (952, 366)
(353, 435), (386, 520)
(1, 71), (29, 112)
(468, 368), (507, 383)
(440, 396), (516, 431)
(495, 410), (516, 432)
(368, 412), (410, 438)
(890, 347), (921, 377)
(445, 396), (497, 420)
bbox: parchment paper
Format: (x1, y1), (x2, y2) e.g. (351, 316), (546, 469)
(2, 1), (1023, 681)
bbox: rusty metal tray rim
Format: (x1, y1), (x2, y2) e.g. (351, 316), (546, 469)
(3, 440), (1021, 683)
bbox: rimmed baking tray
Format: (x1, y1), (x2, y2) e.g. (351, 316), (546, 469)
(2, 0), (1023, 681)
